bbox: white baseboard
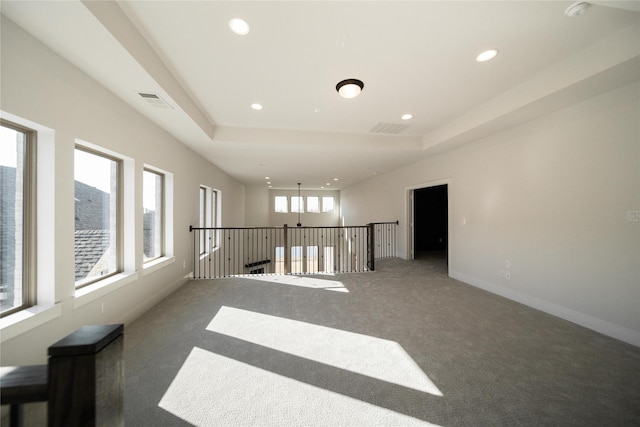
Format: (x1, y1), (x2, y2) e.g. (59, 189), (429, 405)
(449, 270), (640, 348)
(121, 276), (190, 326)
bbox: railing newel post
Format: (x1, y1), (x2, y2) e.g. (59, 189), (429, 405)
(283, 224), (290, 275)
(368, 222), (375, 271)
(48, 324), (124, 427)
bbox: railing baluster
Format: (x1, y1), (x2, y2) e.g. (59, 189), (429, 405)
(188, 222), (397, 279)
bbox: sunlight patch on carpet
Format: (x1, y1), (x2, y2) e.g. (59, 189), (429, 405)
(159, 347), (441, 427)
(242, 274), (349, 292)
(207, 306), (442, 396)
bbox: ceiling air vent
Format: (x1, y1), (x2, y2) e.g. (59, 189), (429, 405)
(138, 92), (173, 110)
(369, 122), (410, 135)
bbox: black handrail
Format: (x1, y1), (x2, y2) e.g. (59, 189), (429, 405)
(189, 222), (398, 279)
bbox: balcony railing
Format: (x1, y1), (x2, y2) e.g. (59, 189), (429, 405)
(189, 222), (398, 279)
(371, 220), (399, 261)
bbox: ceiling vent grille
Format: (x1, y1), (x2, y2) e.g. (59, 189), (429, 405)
(138, 92), (173, 110)
(369, 122), (410, 135)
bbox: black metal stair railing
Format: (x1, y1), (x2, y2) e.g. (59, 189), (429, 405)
(370, 221), (399, 259)
(189, 222), (398, 279)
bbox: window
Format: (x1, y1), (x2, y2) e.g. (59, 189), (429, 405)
(210, 189), (218, 252)
(199, 187), (206, 227)
(143, 169), (164, 262)
(322, 196), (334, 213)
(324, 246), (335, 272)
(199, 186), (207, 255)
(307, 246), (319, 273)
(275, 196), (288, 213)
(74, 147), (121, 287)
(291, 196), (304, 213)
(212, 190), (218, 230)
(291, 246), (303, 274)
(199, 185), (219, 254)
(274, 246), (285, 274)
(307, 196), (319, 213)
(275, 194), (334, 214)
(0, 121), (35, 317)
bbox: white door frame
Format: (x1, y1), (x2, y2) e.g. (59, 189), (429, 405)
(405, 178), (451, 262)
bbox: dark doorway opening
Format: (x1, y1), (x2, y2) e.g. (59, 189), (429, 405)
(413, 184), (448, 263)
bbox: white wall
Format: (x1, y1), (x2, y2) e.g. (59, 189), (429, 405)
(244, 185), (270, 226)
(341, 82), (640, 347)
(0, 17), (245, 364)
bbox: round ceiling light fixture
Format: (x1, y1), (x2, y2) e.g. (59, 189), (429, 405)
(565, 2), (589, 17)
(336, 79), (364, 99)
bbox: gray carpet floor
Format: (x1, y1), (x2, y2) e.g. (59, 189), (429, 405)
(124, 254), (640, 426)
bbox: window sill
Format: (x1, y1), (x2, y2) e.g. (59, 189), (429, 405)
(73, 271), (139, 310)
(0, 304), (63, 343)
(142, 256), (175, 276)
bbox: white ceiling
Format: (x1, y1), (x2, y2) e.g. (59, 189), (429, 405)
(2, 1), (639, 190)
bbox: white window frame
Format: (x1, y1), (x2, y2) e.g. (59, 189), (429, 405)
(199, 185), (220, 255)
(142, 168), (164, 263)
(275, 196), (288, 213)
(322, 196), (335, 213)
(307, 196), (320, 213)
(72, 140), (136, 302)
(142, 165), (174, 274)
(0, 112), (61, 342)
(73, 145), (122, 289)
(291, 196), (304, 213)
(0, 120), (36, 318)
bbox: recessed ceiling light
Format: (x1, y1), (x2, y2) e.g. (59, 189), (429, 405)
(333, 178), (339, 181)
(336, 79), (364, 99)
(476, 49), (498, 63)
(265, 176), (270, 179)
(326, 182), (331, 186)
(401, 114), (413, 120)
(229, 18), (250, 35)
(251, 103), (263, 110)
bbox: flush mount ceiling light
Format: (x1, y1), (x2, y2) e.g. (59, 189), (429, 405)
(565, 2), (589, 17)
(336, 79), (364, 99)
(229, 18), (250, 35)
(401, 114), (413, 120)
(476, 49), (499, 62)
(251, 103), (263, 110)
